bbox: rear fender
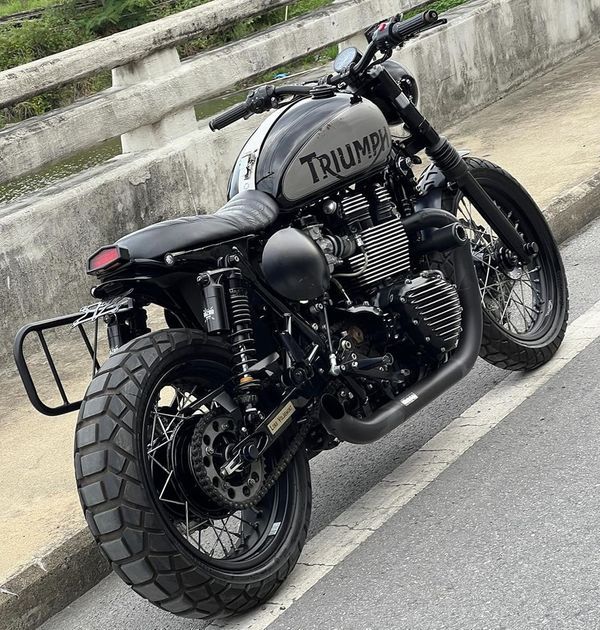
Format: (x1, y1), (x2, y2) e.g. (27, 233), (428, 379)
(92, 273), (204, 330)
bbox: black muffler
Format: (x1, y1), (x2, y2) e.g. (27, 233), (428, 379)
(320, 208), (483, 444)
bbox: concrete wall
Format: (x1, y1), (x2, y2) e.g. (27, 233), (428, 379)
(396, 0), (600, 129)
(1, 0), (600, 369)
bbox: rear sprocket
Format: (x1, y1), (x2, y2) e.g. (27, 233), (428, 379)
(190, 410), (265, 509)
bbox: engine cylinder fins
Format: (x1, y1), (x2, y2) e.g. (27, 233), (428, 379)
(400, 274), (463, 352)
(340, 184), (396, 228)
(370, 185), (396, 222)
(341, 190), (372, 227)
(344, 217), (411, 289)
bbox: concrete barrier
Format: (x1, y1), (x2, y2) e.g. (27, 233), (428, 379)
(0, 0), (295, 108)
(394, 0), (600, 129)
(1, 0), (600, 369)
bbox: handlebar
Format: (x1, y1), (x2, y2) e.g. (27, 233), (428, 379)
(209, 85), (312, 132)
(209, 101), (251, 131)
(209, 10), (446, 132)
(390, 9), (439, 43)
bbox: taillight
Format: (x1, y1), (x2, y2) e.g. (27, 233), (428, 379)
(87, 246), (129, 275)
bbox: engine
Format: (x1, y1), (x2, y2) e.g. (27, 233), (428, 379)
(378, 272), (462, 353)
(261, 179), (463, 357)
(340, 185), (411, 289)
(317, 181), (463, 355)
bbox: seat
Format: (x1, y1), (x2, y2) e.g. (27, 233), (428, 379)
(116, 190), (279, 260)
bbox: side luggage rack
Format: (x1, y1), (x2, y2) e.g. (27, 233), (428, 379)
(14, 313), (101, 417)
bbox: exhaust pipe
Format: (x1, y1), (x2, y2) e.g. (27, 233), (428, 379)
(412, 221), (467, 255)
(320, 209), (483, 445)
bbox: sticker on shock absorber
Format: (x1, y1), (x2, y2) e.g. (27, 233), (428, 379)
(267, 401), (296, 435)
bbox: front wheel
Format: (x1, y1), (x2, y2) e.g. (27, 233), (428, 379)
(75, 329), (311, 619)
(440, 158), (569, 371)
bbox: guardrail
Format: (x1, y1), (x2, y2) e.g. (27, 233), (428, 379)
(0, 0), (423, 186)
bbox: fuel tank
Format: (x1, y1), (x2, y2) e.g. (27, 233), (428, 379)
(228, 93), (392, 208)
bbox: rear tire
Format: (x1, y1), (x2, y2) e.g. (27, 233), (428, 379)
(75, 329), (311, 619)
(439, 158), (569, 371)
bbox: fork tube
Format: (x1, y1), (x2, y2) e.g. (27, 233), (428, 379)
(371, 66), (530, 262)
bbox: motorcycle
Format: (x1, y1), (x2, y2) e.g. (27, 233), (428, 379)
(15, 9), (568, 619)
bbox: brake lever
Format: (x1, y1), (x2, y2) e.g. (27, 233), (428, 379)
(419, 18), (448, 33)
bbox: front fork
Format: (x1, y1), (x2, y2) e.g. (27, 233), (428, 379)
(373, 66), (534, 263)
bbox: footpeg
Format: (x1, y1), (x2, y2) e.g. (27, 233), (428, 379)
(354, 355), (393, 370)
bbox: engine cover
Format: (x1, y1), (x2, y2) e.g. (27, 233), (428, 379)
(380, 272), (462, 353)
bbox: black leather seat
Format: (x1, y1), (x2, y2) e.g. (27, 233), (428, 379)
(117, 190), (279, 260)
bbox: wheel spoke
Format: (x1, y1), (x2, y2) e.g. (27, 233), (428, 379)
(213, 521), (239, 550)
(455, 191), (550, 337)
(142, 366), (287, 568)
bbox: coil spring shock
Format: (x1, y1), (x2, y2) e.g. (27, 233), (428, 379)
(228, 274), (260, 397)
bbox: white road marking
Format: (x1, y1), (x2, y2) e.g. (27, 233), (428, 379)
(209, 300), (600, 630)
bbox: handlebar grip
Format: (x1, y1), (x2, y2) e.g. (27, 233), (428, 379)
(391, 10), (438, 42)
(209, 101), (250, 132)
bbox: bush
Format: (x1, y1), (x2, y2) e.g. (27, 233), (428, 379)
(83, 0), (156, 36)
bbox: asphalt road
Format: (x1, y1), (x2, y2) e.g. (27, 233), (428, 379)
(42, 217), (600, 630)
(269, 338), (600, 630)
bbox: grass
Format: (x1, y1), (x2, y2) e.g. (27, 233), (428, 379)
(0, 0), (60, 18)
(405, 0), (470, 18)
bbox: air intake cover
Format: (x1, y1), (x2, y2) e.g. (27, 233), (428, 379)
(262, 228), (330, 301)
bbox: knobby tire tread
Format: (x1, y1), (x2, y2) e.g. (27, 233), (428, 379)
(75, 328), (311, 619)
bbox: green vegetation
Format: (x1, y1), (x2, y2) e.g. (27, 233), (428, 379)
(0, 0), (59, 19)
(0, 0), (471, 127)
(406, 0), (470, 18)
(0, 4), (105, 124)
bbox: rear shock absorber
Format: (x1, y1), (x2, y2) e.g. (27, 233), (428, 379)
(228, 271), (260, 401)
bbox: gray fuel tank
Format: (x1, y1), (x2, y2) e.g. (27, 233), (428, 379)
(228, 94), (392, 207)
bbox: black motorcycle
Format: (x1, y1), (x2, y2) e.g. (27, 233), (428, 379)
(15, 9), (568, 620)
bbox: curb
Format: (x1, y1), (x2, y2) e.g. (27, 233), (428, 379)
(544, 171), (600, 245)
(1, 170), (599, 630)
(0, 529), (109, 630)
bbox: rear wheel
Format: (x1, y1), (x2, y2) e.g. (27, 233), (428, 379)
(75, 329), (311, 619)
(440, 158), (569, 370)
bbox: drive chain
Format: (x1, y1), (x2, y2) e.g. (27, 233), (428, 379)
(191, 409), (312, 511)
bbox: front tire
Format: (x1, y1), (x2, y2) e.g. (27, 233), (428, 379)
(75, 329), (311, 619)
(439, 158), (569, 371)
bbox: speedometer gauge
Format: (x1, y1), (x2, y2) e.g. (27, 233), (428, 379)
(333, 47), (361, 73)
